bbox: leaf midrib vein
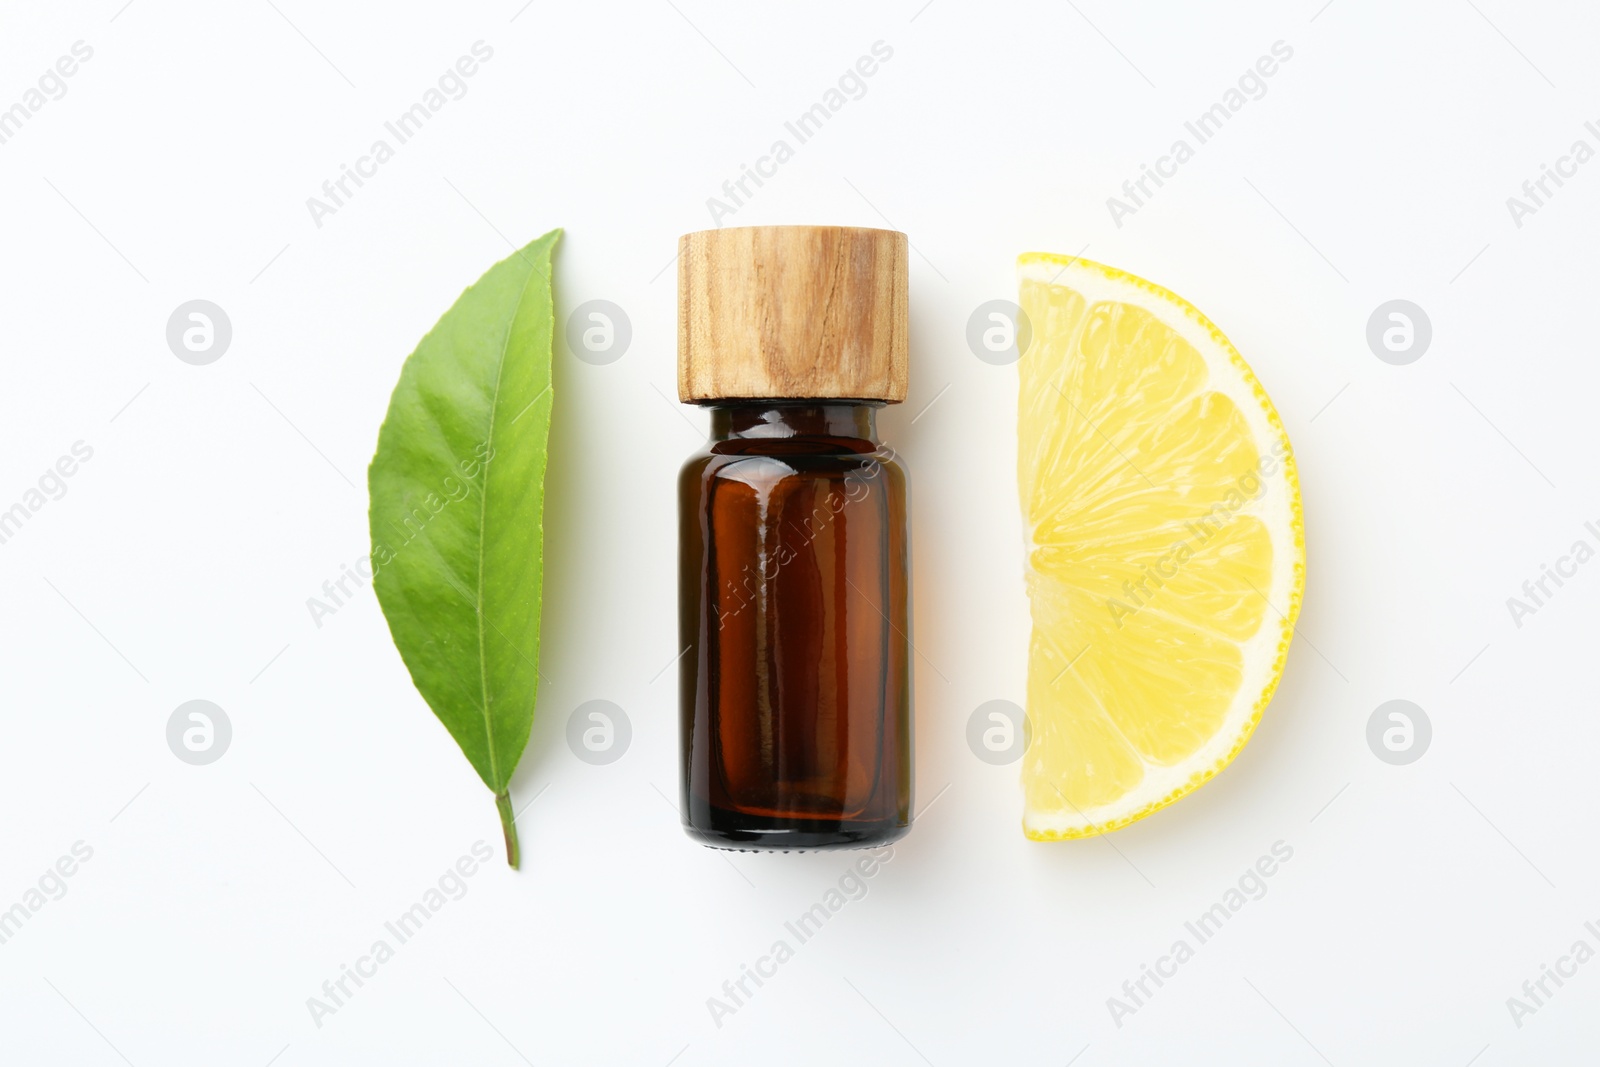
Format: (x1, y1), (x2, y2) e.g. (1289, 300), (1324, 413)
(473, 265), (537, 791)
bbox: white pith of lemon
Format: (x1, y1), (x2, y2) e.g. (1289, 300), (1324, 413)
(1016, 253), (1304, 840)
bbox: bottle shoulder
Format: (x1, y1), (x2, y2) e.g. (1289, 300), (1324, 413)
(680, 445), (906, 501)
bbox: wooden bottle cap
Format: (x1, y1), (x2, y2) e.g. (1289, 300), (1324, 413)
(678, 225), (909, 403)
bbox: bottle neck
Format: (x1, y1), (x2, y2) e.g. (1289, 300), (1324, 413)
(705, 400), (881, 450)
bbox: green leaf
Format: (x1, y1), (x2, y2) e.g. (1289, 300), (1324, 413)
(367, 229), (561, 869)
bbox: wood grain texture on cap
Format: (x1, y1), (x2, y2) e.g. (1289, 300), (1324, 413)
(678, 225), (908, 403)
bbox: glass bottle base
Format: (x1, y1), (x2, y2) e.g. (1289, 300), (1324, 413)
(683, 809), (910, 852)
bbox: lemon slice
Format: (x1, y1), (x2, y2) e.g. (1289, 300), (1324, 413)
(1016, 253), (1304, 839)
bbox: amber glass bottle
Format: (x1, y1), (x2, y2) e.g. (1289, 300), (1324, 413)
(677, 226), (912, 850)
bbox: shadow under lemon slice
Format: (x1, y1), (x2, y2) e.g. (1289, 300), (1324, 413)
(1016, 253), (1305, 840)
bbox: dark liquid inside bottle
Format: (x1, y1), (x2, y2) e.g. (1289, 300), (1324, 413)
(679, 401), (912, 849)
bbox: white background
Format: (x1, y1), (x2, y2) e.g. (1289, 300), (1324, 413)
(2, 1), (1597, 1063)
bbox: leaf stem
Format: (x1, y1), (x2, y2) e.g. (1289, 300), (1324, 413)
(495, 791), (521, 869)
